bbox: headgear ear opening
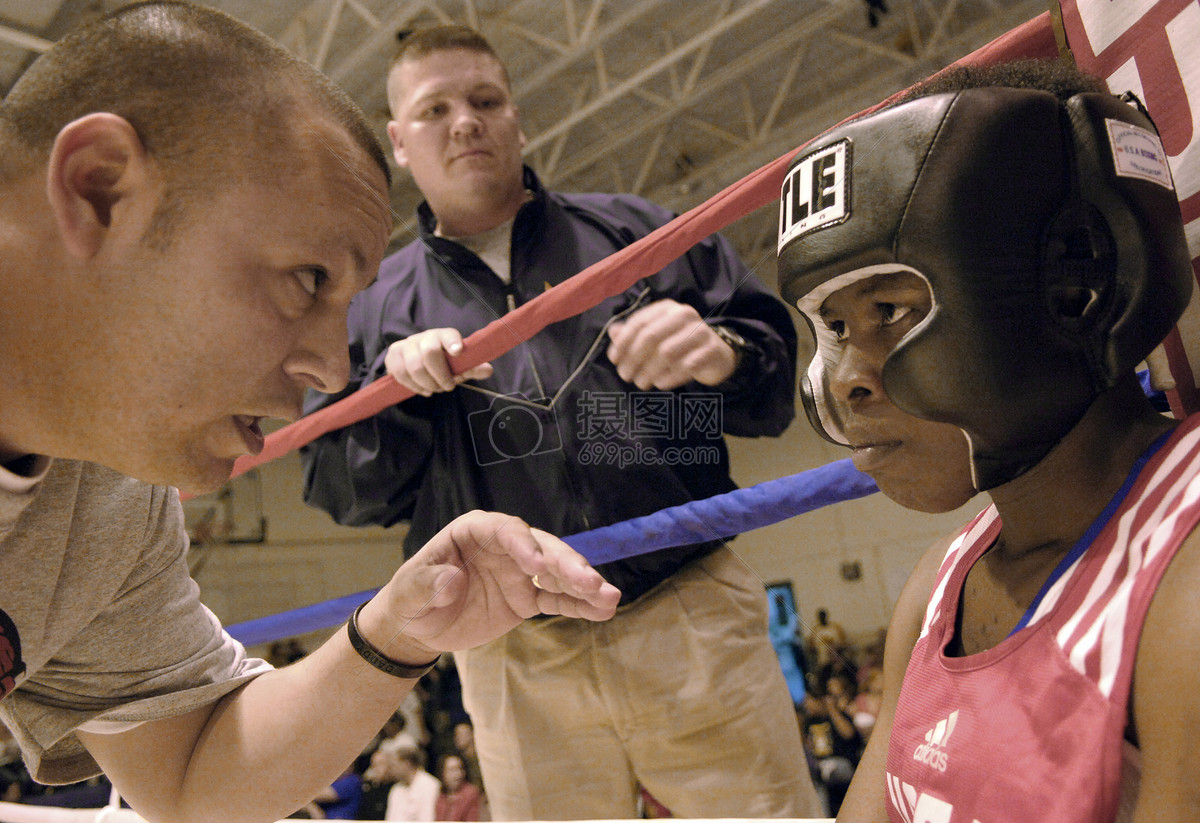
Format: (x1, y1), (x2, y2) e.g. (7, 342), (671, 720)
(1052, 90), (1192, 391)
(1040, 201), (1118, 386)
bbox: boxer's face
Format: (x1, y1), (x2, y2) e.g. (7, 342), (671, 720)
(811, 270), (974, 513)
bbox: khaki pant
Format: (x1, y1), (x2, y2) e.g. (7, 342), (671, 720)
(457, 548), (821, 820)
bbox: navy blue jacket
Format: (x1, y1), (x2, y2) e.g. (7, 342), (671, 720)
(301, 168), (797, 603)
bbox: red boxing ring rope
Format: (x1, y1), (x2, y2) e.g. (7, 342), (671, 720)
(226, 150), (794, 481)
(204, 12), (1058, 491)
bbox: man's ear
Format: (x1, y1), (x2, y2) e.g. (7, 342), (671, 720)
(45, 113), (153, 260)
(386, 120), (408, 169)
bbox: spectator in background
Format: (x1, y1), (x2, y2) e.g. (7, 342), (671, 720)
(357, 741), (398, 821)
(398, 687), (431, 755)
(852, 665), (883, 745)
(435, 754), (485, 821)
(379, 709), (421, 755)
(383, 739), (441, 822)
(800, 680), (861, 817)
(451, 721), (484, 794)
(807, 608), (849, 680)
(267, 639), (307, 668)
(854, 628), (887, 689)
(417, 657), (468, 771)
(312, 769), (365, 820)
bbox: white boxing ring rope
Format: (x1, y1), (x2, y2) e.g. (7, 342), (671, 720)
(0, 789), (837, 823)
(0, 805), (833, 823)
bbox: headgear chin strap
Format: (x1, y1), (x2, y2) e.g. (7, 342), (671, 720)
(777, 86), (1193, 491)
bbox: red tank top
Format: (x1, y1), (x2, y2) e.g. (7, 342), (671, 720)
(885, 415), (1200, 823)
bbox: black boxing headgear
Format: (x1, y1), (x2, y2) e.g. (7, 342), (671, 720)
(777, 87), (1193, 490)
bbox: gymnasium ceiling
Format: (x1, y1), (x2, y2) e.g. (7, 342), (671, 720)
(0, 0), (1051, 264)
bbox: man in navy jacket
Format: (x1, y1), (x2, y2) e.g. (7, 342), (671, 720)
(302, 25), (818, 819)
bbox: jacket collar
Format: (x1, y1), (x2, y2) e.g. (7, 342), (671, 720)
(415, 166), (547, 241)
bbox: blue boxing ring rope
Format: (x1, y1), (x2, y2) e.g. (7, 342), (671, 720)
(226, 459), (878, 646)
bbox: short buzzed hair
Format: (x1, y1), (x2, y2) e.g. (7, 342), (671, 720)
(389, 24), (510, 87)
(0, 1), (390, 190)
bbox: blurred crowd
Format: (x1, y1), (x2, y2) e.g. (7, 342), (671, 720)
(796, 611), (885, 817)
(0, 618), (883, 821)
(278, 644), (489, 822)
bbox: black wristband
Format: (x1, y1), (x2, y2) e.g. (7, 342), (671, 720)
(346, 601), (440, 679)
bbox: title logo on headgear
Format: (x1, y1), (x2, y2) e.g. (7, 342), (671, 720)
(778, 139), (850, 254)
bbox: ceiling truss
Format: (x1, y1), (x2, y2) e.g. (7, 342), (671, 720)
(0, 0), (1051, 263)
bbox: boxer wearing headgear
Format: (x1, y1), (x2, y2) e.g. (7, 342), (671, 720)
(777, 60), (1200, 823)
(778, 78), (1192, 491)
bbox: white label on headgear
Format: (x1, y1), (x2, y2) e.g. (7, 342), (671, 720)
(778, 139), (849, 254)
(1106, 119), (1174, 190)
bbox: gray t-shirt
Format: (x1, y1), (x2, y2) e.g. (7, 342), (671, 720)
(0, 457), (270, 784)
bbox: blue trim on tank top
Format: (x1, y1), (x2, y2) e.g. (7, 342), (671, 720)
(1007, 427), (1176, 637)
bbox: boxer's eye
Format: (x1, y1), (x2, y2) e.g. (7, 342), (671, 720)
(878, 302), (912, 328)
